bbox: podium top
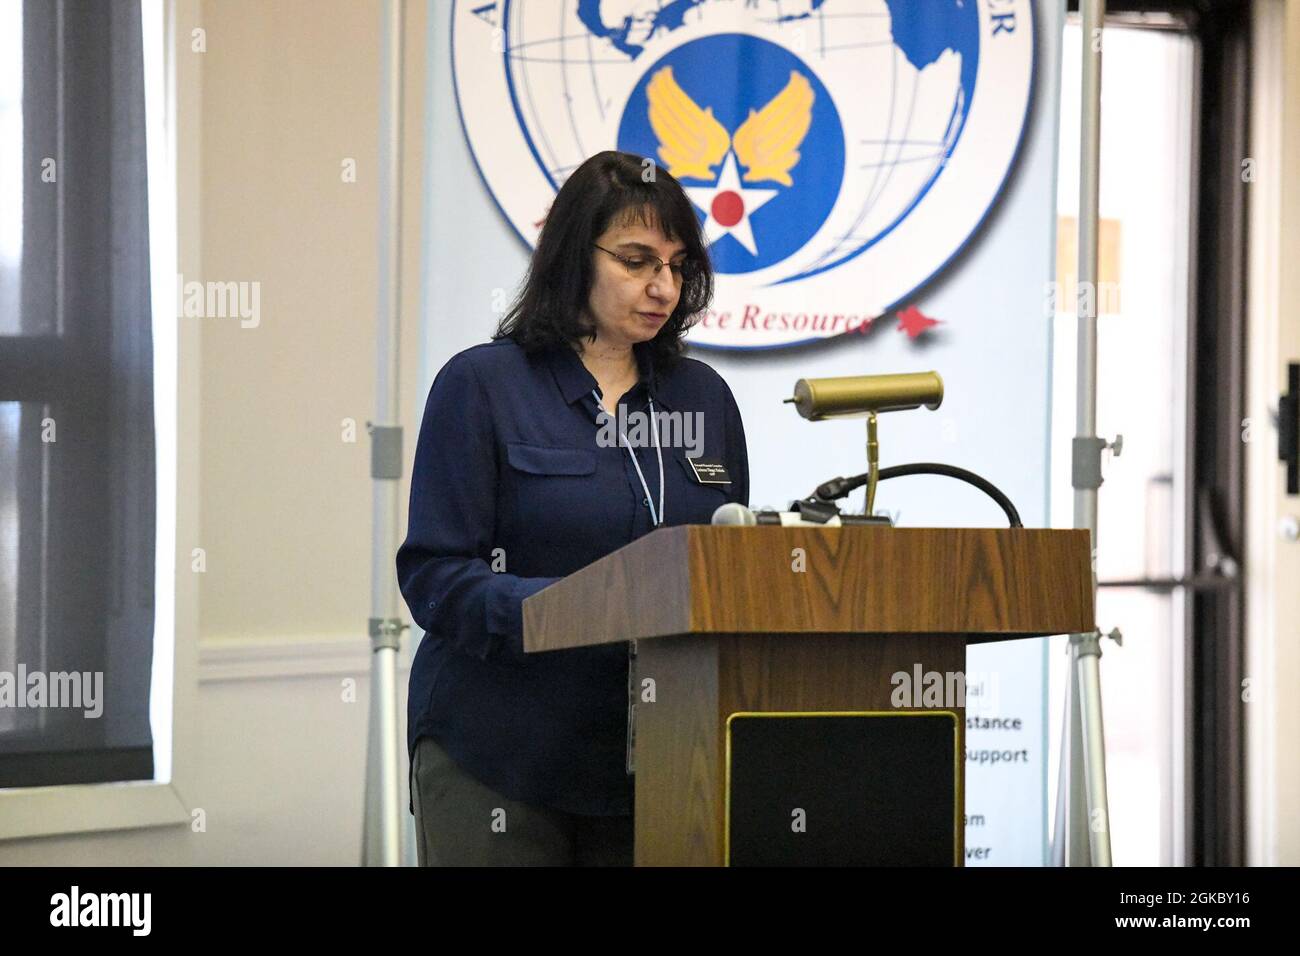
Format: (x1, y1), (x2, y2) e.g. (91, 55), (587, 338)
(523, 525), (1093, 653)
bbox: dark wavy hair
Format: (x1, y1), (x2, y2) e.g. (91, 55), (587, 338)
(493, 150), (713, 370)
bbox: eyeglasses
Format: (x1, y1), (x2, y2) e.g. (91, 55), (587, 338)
(594, 244), (698, 284)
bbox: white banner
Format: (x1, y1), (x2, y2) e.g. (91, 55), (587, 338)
(424, 0), (1064, 865)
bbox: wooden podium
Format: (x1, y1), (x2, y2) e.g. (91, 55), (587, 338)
(522, 526), (1093, 866)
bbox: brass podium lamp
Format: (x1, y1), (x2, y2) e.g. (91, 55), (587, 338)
(784, 372), (944, 515)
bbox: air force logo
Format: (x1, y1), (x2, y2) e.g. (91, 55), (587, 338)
(647, 65), (809, 253)
(622, 34), (844, 276)
(453, 0), (1035, 349)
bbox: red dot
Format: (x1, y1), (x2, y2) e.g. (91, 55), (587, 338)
(711, 191), (745, 228)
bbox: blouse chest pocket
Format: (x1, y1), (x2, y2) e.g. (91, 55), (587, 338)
(506, 442), (598, 477)
(502, 442), (600, 545)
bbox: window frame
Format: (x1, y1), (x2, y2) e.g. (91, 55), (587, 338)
(0, 0), (199, 842)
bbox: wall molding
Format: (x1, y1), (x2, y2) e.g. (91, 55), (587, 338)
(199, 633), (413, 683)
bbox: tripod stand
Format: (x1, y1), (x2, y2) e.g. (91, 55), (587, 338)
(1052, 0), (1115, 867)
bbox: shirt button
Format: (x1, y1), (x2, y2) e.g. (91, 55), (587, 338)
(642, 497), (649, 505)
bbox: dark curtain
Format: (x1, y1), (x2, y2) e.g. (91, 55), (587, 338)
(0, 0), (156, 786)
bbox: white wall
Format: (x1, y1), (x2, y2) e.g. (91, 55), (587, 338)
(1246, 0), (1300, 867)
(0, 640), (393, 865)
(0, 0), (427, 865)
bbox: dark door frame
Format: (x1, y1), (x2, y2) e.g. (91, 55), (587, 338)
(1067, 0), (1251, 866)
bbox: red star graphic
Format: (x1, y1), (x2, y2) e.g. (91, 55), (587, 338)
(896, 305), (941, 339)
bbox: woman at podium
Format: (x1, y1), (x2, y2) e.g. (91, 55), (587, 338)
(397, 150), (750, 865)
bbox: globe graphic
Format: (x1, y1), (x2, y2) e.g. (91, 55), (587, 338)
(497, 0), (981, 284)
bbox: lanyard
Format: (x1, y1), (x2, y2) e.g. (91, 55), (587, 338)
(591, 389), (665, 527)
(590, 387), (663, 777)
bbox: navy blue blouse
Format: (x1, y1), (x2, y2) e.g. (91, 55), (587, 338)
(397, 336), (749, 816)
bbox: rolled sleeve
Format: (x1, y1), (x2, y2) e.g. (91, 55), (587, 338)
(396, 353), (560, 662)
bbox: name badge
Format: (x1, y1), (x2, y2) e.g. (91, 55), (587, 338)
(687, 457), (731, 485)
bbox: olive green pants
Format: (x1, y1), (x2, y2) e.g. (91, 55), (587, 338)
(410, 735), (634, 867)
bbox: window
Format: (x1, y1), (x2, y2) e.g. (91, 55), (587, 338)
(0, 0), (157, 788)
(1051, 1), (1251, 866)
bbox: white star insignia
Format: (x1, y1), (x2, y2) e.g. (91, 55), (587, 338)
(683, 151), (779, 257)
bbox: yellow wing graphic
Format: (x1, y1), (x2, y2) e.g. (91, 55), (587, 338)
(646, 66), (731, 181)
(732, 71), (814, 187)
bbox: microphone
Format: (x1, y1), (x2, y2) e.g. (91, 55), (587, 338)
(711, 502), (759, 525)
(711, 502), (853, 527)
